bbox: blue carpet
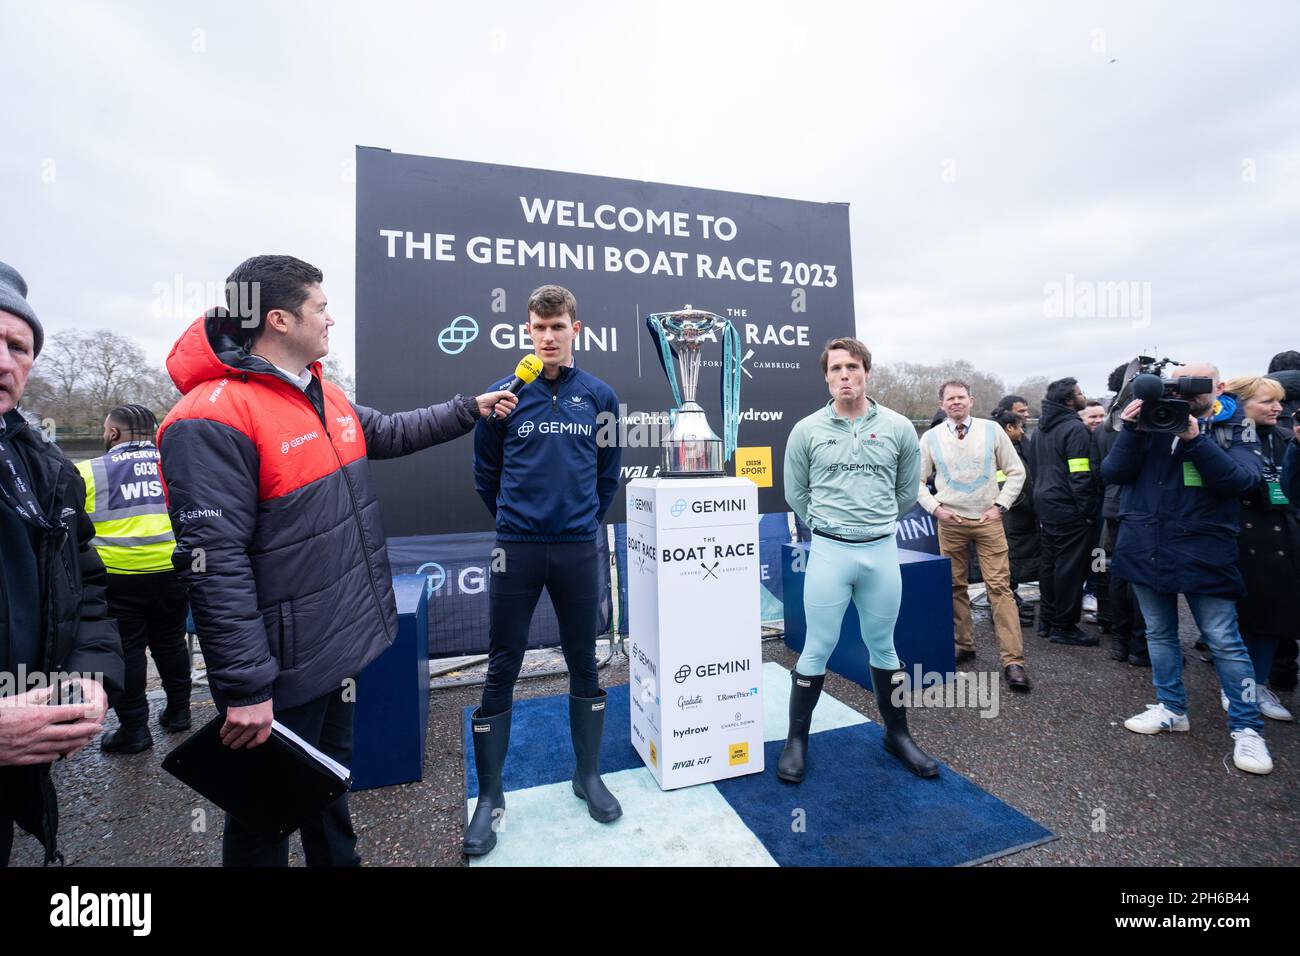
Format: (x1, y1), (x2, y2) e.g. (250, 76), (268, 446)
(714, 728), (1054, 867)
(463, 671), (1054, 866)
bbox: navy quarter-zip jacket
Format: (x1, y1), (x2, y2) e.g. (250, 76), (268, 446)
(473, 363), (622, 541)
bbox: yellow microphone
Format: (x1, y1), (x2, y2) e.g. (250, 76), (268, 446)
(507, 354), (544, 394)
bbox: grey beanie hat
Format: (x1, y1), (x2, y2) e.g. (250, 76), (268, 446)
(0, 261), (44, 357)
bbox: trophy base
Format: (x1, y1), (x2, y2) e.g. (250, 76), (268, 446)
(662, 439), (725, 478)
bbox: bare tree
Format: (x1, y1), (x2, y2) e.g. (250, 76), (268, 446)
(869, 359), (1006, 421)
(21, 328), (179, 433)
(321, 355), (355, 401)
(1013, 376), (1050, 418)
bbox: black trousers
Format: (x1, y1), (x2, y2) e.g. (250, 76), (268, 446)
(106, 570), (191, 730)
(1103, 518), (1146, 644)
(218, 685), (360, 867)
(480, 539), (601, 717)
(0, 802), (11, 868)
(1038, 519), (1095, 630)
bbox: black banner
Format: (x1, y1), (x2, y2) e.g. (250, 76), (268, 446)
(355, 147), (855, 535)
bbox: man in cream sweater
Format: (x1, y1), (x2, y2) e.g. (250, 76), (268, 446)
(918, 380), (1030, 690)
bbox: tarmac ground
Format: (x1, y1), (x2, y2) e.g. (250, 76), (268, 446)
(8, 598), (1297, 867)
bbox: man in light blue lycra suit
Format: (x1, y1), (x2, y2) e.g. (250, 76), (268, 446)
(780, 336), (939, 782)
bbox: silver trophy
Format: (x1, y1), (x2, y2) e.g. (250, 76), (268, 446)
(647, 309), (730, 477)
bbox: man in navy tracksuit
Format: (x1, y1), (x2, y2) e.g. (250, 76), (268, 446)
(466, 284), (623, 856)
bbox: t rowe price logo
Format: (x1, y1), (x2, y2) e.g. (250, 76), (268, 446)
(674, 658), (751, 683)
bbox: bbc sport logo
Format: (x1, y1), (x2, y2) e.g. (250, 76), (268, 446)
(438, 315), (478, 355)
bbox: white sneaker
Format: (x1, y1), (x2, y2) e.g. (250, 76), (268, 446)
(1082, 594), (1098, 613)
(1258, 686), (1294, 722)
(1124, 703), (1190, 734)
(1221, 690), (1229, 712)
(1231, 728), (1274, 774)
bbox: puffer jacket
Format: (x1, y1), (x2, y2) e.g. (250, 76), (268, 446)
(0, 410), (124, 864)
(1033, 399), (1100, 525)
(1101, 407), (1262, 598)
(157, 310), (480, 710)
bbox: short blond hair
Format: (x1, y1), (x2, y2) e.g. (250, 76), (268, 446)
(1223, 375), (1285, 403)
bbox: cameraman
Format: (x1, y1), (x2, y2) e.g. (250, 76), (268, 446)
(1104, 362), (1272, 774)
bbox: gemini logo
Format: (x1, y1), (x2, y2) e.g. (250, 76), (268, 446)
(517, 421), (535, 438)
(670, 499), (688, 517)
(416, 561), (447, 599)
(438, 315), (479, 355)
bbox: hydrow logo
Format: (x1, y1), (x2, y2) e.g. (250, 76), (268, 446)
(280, 430), (320, 454)
(672, 725), (708, 738)
(674, 658), (752, 683)
(438, 315), (478, 355)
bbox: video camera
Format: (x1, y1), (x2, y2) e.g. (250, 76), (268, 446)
(1109, 356), (1215, 434)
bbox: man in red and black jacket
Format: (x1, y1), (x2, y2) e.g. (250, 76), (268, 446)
(1033, 376), (1101, 645)
(158, 255), (515, 867)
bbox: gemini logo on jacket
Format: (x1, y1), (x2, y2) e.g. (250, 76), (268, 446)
(157, 310), (479, 710)
(473, 363), (621, 541)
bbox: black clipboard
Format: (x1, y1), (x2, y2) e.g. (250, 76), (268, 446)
(162, 714), (352, 841)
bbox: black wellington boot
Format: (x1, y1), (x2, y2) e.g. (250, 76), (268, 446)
(463, 706), (511, 856)
(570, 690), (622, 823)
(870, 666), (939, 779)
(777, 671), (824, 783)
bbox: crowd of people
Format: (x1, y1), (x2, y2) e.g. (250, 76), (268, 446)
(2, 249), (1296, 869)
(965, 356), (1299, 775)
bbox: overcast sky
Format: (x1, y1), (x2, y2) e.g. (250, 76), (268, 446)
(4, 0), (1297, 398)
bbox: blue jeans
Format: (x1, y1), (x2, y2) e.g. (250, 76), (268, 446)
(1132, 585), (1263, 732)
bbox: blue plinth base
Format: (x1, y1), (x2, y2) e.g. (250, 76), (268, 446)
(782, 542), (954, 690)
(352, 574), (430, 789)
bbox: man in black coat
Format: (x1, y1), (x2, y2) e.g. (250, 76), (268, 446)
(1033, 377), (1101, 645)
(0, 261), (124, 866)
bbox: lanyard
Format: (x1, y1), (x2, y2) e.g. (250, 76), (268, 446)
(0, 417), (60, 534)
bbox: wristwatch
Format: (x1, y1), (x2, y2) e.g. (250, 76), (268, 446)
(994, 503), (1007, 514)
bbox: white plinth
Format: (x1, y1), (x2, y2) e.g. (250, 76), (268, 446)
(625, 477), (764, 789)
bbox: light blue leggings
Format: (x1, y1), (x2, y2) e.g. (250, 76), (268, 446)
(797, 533), (903, 675)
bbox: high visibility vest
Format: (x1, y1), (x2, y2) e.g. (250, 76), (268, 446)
(75, 440), (176, 574)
